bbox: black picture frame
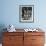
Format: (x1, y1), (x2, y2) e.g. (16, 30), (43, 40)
(19, 5), (34, 23)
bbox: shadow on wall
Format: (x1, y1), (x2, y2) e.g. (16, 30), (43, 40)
(0, 24), (7, 43)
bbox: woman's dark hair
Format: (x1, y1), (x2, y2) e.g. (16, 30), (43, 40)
(22, 7), (27, 18)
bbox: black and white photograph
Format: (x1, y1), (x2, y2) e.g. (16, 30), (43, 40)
(19, 5), (34, 23)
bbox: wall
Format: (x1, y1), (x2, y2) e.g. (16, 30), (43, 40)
(0, 0), (39, 29)
(0, 0), (46, 29)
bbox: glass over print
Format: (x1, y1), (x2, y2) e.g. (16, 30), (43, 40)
(19, 5), (34, 23)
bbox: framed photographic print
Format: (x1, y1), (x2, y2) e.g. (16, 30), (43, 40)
(19, 5), (34, 23)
